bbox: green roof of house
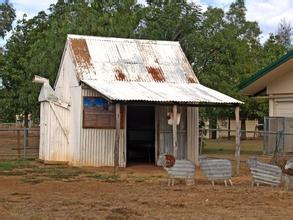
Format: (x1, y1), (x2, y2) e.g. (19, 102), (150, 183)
(238, 50), (293, 91)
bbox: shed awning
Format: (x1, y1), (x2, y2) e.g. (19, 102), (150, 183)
(82, 80), (242, 105)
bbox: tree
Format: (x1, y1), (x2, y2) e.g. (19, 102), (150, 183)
(262, 34), (286, 63)
(277, 19), (292, 50)
(187, 0), (266, 138)
(0, 1), (15, 121)
(0, 0), (282, 130)
(0, 0), (15, 38)
(137, 0), (202, 45)
(0, 0), (143, 123)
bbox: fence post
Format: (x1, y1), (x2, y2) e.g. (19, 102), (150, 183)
(114, 103), (120, 176)
(17, 130), (21, 158)
(235, 106), (241, 176)
(23, 127), (28, 159)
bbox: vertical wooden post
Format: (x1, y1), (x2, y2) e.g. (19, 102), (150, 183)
(194, 107), (199, 166)
(172, 105), (178, 158)
(228, 117), (231, 140)
(114, 103), (120, 175)
(23, 128), (28, 159)
(235, 106), (241, 175)
(17, 130), (20, 158)
(23, 127), (28, 159)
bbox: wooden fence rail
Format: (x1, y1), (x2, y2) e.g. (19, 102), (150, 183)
(0, 128), (40, 159)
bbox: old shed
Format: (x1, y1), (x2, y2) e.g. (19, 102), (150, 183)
(37, 35), (241, 168)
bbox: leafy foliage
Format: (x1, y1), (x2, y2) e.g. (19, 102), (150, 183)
(277, 19), (292, 50)
(0, 0), (15, 38)
(0, 0), (288, 124)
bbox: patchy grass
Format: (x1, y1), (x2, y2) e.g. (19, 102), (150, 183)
(86, 173), (120, 182)
(31, 166), (82, 180)
(0, 159), (35, 171)
(0, 160), (84, 182)
(128, 174), (164, 183)
(20, 176), (44, 184)
(203, 138), (263, 155)
(106, 207), (142, 219)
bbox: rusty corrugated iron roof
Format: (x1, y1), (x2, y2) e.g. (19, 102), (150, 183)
(82, 81), (242, 104)
(67, 34), (242, 104)
(68, 34), (198, 83)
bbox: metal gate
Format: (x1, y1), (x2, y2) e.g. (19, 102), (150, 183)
(264, 117), (293, 154)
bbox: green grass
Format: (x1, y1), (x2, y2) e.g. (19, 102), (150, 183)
(20, 176), (44, 184)
(202, 138), (263, 155)
(0, 159), (35, 171)
(86, 173), (120, 182)
(32, 166), (82, 180)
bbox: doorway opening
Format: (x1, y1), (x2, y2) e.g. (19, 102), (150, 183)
(127, 105), (155, 165)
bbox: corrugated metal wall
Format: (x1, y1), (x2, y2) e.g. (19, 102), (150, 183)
(157, 106), (187, 160)
(39, 101), (70, 162)
(80, 129), (125, 167)
(80, 88), (126, 167)
(187, 107), (199, 165)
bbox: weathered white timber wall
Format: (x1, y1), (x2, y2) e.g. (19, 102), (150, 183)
(53, 44), (82, 165)
(80, 88), (126, 167)
(55, 44), (73, 104)
(39, 101), (70, 162)
(69, 85), (82, 165)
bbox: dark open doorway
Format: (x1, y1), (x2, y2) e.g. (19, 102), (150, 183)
(127, 105), (155, 165)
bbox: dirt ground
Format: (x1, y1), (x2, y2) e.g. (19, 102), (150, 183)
(0, 162), (292, 219)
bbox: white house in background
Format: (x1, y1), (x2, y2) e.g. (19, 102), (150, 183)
(239, 51), (293, 117)
(36, 34), (241, 167)
(240, 51), (293, 153)
(211, 119), (259, 139)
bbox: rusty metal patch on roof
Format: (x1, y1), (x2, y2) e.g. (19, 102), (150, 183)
(146, 66), (165, 82)
(70, 39), (94, 72)
(187, 76), (196, 83)
(65, 35), (242, 105)
(114, 67), (126, 81)
(67, 35), (201, 83)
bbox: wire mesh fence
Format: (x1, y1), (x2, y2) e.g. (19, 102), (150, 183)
(0, 123), (292, 161)
(263, 117), (293, 154)
(0, 127), (40, 159)
(199, 128), (293, 156)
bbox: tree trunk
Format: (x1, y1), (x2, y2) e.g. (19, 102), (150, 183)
(209, 118), (217, 139)
(240, 119), (246, 140)
(24, 111), (29, 147)
(228, 117), (231, 140)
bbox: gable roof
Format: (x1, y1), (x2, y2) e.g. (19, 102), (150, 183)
(66, 34), (241, 105)
(239, 50), (293, 96)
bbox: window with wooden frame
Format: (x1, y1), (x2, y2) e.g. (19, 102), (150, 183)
(83, 97), (124, 129)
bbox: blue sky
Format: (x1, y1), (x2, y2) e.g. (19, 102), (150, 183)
(1, 0), (293, 46)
